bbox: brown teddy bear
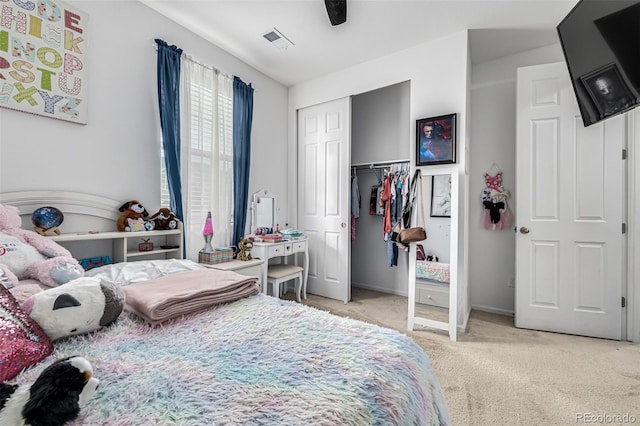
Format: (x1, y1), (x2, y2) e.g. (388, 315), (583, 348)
(116, 200), (149, 232)
(147, 208), (179, 230)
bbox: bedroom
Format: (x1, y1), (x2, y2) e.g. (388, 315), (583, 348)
(1, 0), (637, 337)
(0, 0), (639, 424)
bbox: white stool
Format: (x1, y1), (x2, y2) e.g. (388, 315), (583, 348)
(267, 264), (304, 302)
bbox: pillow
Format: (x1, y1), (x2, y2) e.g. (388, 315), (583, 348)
(85, 259), (205, 286)
(0, 286), (53, 381)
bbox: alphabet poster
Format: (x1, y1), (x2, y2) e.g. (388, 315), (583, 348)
(0, 0), (88, 124)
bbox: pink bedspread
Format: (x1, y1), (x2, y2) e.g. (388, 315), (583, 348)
(123, 269), (259, 326)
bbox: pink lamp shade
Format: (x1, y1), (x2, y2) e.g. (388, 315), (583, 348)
(202, 212), (215, 253)
(203, 211), (214, 236)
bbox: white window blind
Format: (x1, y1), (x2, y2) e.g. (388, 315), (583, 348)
(161, 56), (234, 261)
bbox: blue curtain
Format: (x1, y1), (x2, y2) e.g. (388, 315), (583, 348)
(155, 39), (184, 223)
(232, 76), (254, 246)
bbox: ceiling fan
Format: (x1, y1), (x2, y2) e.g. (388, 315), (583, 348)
(325, 0), (347, 26)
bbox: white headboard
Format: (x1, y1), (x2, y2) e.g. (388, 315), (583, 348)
(0, 191), (122, 233)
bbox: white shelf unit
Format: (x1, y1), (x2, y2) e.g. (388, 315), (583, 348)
(50, 227), (183, 263)
(0, 191), (184, 264)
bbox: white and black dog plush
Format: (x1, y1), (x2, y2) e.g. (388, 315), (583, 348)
(0, 356), (99, 426)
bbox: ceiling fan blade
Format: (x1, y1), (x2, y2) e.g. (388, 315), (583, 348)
(325, 0), (347, 26)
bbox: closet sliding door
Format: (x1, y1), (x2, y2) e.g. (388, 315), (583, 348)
(297, 98), (351, 303)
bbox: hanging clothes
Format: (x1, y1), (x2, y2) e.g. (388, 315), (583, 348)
(351, 173), (361, 241)
(385, 168), (410, 267)
(351, 173), (361, 219)
(380, 173), (396, 267)
(380, 175), (392, 236)
(354, 161), (410, 266)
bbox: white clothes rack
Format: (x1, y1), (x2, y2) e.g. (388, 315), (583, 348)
(352, 159), (410, 170)
(352, 160), (409, 183)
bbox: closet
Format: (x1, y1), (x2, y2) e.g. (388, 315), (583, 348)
(298, 80), (467, 341)
(350, 82), (412, 296)
(350, 81), (461, 340)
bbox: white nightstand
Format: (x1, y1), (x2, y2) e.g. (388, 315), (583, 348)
(200, 258), (265, 290)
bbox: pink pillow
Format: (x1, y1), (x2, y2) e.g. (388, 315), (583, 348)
(0, 286), (53, 381)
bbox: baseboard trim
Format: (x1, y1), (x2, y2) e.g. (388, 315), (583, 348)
(352, 282), (407, 297)
(471, 304), (514, 317)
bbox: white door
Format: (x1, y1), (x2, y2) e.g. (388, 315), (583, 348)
(297, 98), (351, 302)
(515, 62), (625, 340)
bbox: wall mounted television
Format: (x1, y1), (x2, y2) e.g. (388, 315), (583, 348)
(557, 0), (640, 127)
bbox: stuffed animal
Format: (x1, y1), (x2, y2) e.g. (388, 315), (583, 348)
(21, 277), (125, 341)
(0, 356), (99, 426)
(237, 238), (253, 261)
(0, 204), (84, 289)
(116, 200), (149, 232)
(147, 208), (179, 230)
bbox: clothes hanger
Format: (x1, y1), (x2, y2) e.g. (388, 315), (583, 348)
(486, 162), (501, 176)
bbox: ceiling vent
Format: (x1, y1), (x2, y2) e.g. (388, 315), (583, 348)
(262, 28), (294, 50)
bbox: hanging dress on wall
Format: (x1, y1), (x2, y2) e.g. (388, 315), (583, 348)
(481, 169), (514, 231)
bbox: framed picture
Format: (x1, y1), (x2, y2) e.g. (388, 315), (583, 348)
(580, 63), (634, 119)
(416, 113), (456, 166)
(0, 0), (89, 124)
(430, 175), (451, 218)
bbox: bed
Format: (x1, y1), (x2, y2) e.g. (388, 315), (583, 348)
(1, 192), (449, 425)
(7, 263), (448, 425)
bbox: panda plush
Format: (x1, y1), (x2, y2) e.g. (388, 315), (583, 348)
(21, 277), (125, 341)
(0, 356), (99, 426)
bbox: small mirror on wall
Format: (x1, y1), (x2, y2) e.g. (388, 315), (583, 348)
(251, 188), (276, 232)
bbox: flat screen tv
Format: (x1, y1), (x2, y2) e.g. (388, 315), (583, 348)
(557, 0), (640, 127)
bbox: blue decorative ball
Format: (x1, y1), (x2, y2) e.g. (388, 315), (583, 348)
(32, 206), (64, 230)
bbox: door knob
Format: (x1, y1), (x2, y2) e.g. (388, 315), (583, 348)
(519, 227), (530, 234)
(341, 222), (347, 228)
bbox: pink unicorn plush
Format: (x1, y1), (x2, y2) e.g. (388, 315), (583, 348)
(0, 204), (83, 289)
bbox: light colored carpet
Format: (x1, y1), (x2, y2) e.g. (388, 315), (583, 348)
(285, 288), (640, 425)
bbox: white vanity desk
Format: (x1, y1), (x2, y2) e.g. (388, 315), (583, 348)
(251, 238), (309, 297)
(249, 188), (308, 297)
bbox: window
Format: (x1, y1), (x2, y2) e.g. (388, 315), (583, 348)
(161, 56), (234, 261)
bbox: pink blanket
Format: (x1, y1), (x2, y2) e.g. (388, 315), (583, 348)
(123, 269), (259, 326)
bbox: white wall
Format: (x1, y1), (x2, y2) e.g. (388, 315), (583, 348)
(351, 82), (410, 165)
(288, 31), (470, 319)
(0, 1), (289, 240)
(468, 44), (565, 314)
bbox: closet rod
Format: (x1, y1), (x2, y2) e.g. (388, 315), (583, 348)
(351, 159), (410, 170)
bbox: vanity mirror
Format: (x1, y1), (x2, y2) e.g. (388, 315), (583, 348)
(251, 188), (276, 233)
